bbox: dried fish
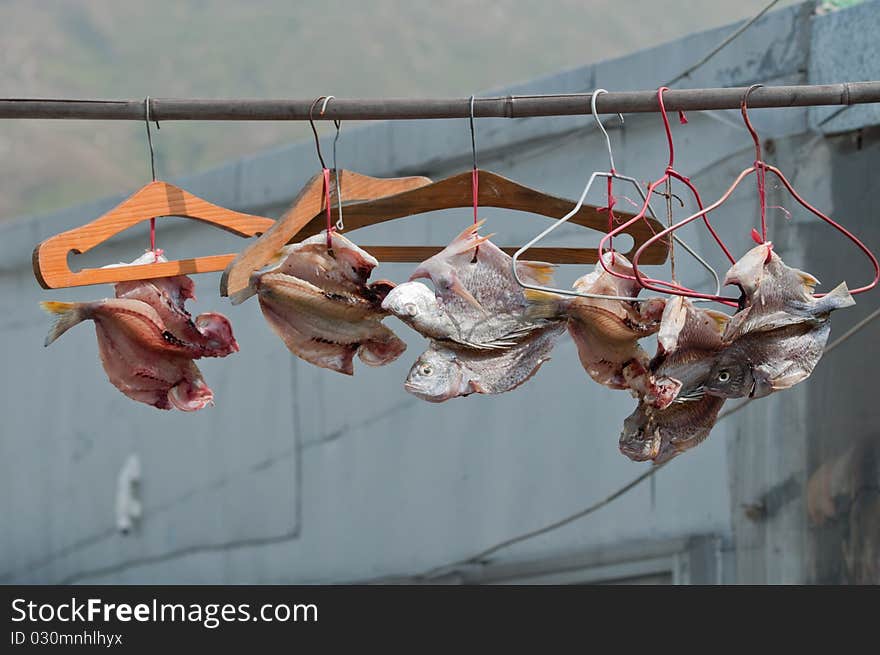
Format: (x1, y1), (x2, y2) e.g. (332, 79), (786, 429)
(620, 394), (725, 464)
(394, 221), (557, 349)
(252, 272), (405, 375)
(239, 231), (406, 375)
(41, 299), (214, 411)
(525, 252), (666, 390)
(404, 322), (565, 402)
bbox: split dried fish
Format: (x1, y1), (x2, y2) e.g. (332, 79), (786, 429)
(41, 298), (214, 411)
(525, 251), (666, 390)
(241, 231), (405, 375)
(404, 322), (565, 402)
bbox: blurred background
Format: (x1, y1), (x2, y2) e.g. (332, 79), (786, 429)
(2, 0), (878, 584)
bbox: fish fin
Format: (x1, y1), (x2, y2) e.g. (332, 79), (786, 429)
(444, 221), (493, 257)
(516, 260), (557, 286)
(770, 370), (810, 391)
(704, 310), (730, 334)
(358, 329), (407, 367)
(448, 276), (486, 313)
(228, 286), (256, 306)
(795, 268), (820, 293)
(816, 282), (855, 314)
(523, 289), (566, 321)
(41, 301), (86, 347)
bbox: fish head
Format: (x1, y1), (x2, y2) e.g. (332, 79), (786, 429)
(704, 354), (756, 399)
(194, 312), (240, 355)
(723, 242), (774, 296)
(381, 282), (448, 332)
(619, 403), (662, 461)
(404, 349), (469, 402)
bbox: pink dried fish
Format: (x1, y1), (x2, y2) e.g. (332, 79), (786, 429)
(525, 251), (666, 391)
(41, 299), (213, 411)
(238, 232), (405, 374)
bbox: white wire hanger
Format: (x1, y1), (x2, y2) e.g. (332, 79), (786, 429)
(511, 89), (721, 302)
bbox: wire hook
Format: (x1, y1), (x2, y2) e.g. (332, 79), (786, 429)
(590, 89), (624, 172)
(308, 96), (328, 169)
(144, 96), (157, 182)
(322, 97), (345, 232)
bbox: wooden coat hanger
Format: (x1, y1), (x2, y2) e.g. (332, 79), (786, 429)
(221, 168), (668, 298)
(222, 94), (668, 299)
(32, 180), (278, 289)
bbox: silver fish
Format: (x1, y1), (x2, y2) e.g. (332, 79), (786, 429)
(724, 242), (855, 339)
(402, 221), (558, 348)
(704, 321), (831, 399)
(404, 322), (564, 402)
(619, 394), (725, 464)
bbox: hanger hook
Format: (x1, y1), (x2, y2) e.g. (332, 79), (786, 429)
(656, 86), (675, 169)
(741, 84), (763, 162)
(144, 96), (158, 181)
(329, 108), (344, 231)
(308, 96), (328, 169)
(590, 89), (624, 172)
(469, 95), (478, 171)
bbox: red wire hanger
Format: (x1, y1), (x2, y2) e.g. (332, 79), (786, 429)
(596, 87), (739, 307)
(631, 84), (879, 300)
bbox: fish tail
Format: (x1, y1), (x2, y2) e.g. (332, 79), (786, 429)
(817, 282), (855, 314)
(516, 260), (557, 286)
(40, 301), (87, 347)
(447, 220), (493, 256)
(523, 289), (567, 320)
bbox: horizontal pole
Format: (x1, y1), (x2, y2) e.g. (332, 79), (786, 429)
(2, 82), (880, 121)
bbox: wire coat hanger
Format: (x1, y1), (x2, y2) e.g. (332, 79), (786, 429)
(511, 89), (720, 301)
(33, 97), (277, 289)
(630, 84), (880, 299)
(272, 94), (669, 273)
(596, 87), (739, 306)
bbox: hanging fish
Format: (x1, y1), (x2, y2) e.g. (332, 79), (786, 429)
(403, 322), (565, 402)
(397, 221), (558, 348)
(236, 230), (406, 375)
(619, 394), (725, 463)
(724, 242), (855, 338)
(524, 251), (666, 391)
(231, 231), (390, 305)
(643, 295), (729, 409)
(111, 252), (239, 358)
(41, 299), (214, 411)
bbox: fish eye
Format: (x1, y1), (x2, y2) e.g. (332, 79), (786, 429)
(420, 365), (433, 376)
(405, 302), (419, 316)
(718, 370), (731, 383)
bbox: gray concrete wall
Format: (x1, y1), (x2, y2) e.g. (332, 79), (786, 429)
(2, 1), (878, 584)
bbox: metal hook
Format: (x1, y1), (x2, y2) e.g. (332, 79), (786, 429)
(327, 104), (344, 231)
(741, 84), (763, 162)
(308, 96), (328, 169)
(590, 89), (624, 172)
(144, 96), (157, 181)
